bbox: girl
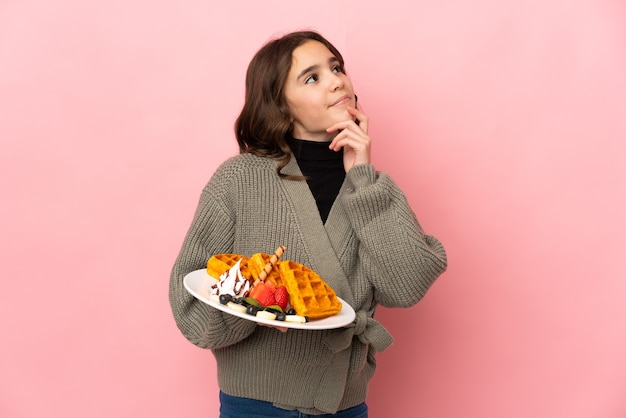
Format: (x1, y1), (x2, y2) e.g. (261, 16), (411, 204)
(169, 30), (447, 417)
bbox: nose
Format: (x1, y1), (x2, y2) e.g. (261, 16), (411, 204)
(330, 72), (344, 91)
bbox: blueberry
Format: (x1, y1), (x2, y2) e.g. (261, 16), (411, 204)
(219, 294), (232, 305)
(246, 305), (259, 316)
(275, 312), (286, 321)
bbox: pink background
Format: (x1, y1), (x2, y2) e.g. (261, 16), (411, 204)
(2, 0), (625, 417)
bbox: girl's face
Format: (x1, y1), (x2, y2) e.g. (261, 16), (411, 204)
(284, 40), (356, 142)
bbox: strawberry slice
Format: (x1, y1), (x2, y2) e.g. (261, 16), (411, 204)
(248, 282), (276, 307)
(274, 286), (289, 311)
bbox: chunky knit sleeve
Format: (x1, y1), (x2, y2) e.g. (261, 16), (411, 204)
(341, 164), (447, 308)
(169, 160), (257, 349)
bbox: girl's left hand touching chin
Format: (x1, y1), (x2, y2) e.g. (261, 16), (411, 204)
(327, 106), (371, 172)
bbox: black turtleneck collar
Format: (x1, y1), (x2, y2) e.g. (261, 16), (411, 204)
(286, 136), (345, 224)
(286, 136), (343, 161)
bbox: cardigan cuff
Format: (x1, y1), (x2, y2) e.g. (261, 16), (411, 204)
(345, 164), (377, 190)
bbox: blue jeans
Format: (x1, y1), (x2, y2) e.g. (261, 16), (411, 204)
(219, 391), (368, 418)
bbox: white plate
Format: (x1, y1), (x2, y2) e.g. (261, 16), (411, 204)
(183, 269), (356, 330)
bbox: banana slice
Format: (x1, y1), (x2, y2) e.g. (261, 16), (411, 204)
(255, 310), (277, 320)
(285, 314), (307, 323)
(226, 301), (247, 313)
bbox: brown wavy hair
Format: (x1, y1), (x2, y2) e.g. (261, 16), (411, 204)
(234, 31), (345, 178)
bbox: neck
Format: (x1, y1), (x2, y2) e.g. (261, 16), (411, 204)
(290, 130), (338, 143)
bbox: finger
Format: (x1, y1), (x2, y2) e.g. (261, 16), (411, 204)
(329, 132), (370, 153)
(348, 107), (368, 134)
(326, 119), (364, 137)
(327, 111), (368, 136)
(328, 128), (356, 151)
(259, 323), (289, 332)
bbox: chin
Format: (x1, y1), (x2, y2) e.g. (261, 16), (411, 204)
(334, 110), (353, 123)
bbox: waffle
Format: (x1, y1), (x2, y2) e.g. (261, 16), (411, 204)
(208, 250), (342, 320)
(278, 260), (342, 319)
(207, 253), (253, 281)
(247, 252), (283, 287)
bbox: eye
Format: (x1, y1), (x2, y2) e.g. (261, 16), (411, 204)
(332, 65), (344, 74)
(304, 74), (318, 84)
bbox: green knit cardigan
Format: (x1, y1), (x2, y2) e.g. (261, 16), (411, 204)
(169, 153), (447, 414)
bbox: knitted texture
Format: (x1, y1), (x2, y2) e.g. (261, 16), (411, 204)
(169, 153), (447, 415)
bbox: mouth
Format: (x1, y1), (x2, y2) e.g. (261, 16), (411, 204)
(329, 95), (351, 107)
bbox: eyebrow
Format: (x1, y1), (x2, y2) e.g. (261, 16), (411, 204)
(296, 57), (341, 81)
